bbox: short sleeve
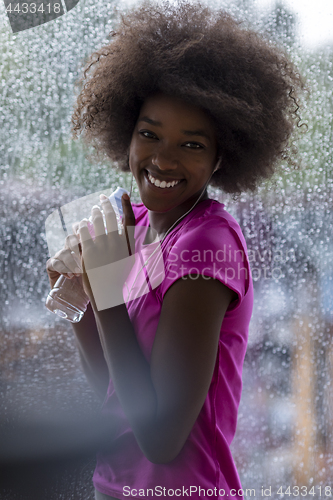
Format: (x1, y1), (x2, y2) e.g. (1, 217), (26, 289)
(158, 216), (251, 306)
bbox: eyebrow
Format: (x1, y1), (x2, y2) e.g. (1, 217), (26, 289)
(138, 116), (212, 141)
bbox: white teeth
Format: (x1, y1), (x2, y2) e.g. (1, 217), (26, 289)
(147, 172), (181, 189)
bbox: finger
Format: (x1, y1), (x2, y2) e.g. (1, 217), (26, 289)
(62, 248), (83, 276)
(91, 205), (106, 238)
(72, 221), (80, 235)
(122, 193), (136, 255)
(52, 247), (82, 276)
(78, 219), (93, 247)
(64, 234), (82, 273)
(71, 222), (83, 256)
(47, 255), (78, 279)
(121, 193), (135, 225)
(100, 196), (118, 234)
(46, 258), (62, 287)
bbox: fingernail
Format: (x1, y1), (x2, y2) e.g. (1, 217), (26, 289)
(100, 194), (108, 200)
(92, 205), (100, 210)
(122, 193), (130, 201)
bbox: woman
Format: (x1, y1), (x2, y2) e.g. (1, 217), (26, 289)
(46, 1), (306, 498)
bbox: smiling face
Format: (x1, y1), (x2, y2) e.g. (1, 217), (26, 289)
(129, 93), (219, 214)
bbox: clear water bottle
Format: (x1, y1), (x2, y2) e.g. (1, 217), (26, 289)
(45, 187), (129, 322)
(45, 274), (90, 323)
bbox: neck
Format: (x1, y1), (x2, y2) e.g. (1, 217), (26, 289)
(147, 190), (209, 240)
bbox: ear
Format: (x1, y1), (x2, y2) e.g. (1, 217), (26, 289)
(213, 156), (222, 173)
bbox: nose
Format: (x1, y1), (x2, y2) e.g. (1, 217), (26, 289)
(152, 144), (178, 171)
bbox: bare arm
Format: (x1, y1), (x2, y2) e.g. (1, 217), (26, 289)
(94, 275), (236, 464)
(71, 301), (110, 400)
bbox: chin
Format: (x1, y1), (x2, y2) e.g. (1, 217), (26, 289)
(140, 195), (178, 213)
(142, 201), (173, 212)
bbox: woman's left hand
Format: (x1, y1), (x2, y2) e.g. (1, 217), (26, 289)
(78, 193), (136, 312)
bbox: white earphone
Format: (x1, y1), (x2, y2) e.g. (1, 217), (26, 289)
(213, 156), (222, 173)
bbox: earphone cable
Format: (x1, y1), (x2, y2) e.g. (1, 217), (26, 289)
(124, 164), (218, 303)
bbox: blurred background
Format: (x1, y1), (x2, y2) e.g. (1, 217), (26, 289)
(0, 0), (333, 498)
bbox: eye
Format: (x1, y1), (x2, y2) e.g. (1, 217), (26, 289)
(139, 130), (158, 140)
(183, 141), (205, 149)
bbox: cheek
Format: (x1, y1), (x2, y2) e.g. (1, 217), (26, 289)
(129, 138), (147, 164)
(190, 160), (215, 180)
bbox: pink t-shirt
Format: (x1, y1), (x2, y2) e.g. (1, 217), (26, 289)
(93, 198), (253, 499)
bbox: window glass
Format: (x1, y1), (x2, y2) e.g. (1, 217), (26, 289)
(0, 0), (332, 497)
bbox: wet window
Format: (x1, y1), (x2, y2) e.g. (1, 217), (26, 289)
(0, 0), (332, 497)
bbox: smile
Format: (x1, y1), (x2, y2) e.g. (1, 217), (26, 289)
(146, 171), (182, 189)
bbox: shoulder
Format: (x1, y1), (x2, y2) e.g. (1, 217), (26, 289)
(169, 199), (248, 256)
(160, 199), (252, 305)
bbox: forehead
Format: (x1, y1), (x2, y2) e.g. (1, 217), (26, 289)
(138, 93), (217, 133)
